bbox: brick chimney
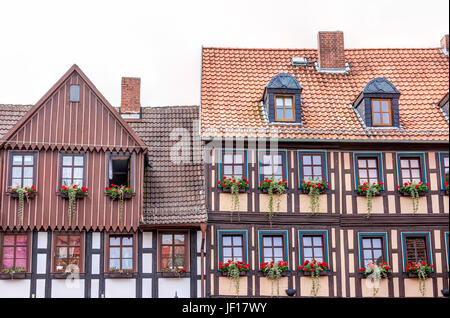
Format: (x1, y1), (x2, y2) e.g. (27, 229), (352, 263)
(317, 31), (346, 70)
(441, 34), (449, 54)
(121, 77), (141, 114)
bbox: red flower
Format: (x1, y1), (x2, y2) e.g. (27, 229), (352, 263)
(218, 180), (221, 185)
(10, 188), (15, 192)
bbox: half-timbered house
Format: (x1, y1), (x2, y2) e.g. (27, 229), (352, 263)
(200, 32), (450, 297)
(0, 65), (207, 298)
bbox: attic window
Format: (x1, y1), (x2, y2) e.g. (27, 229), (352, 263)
(264, 73), (302, 123)
(371, 99), (392, 126)
(354, 77), (400, 128)
(70, 85), (80, 102)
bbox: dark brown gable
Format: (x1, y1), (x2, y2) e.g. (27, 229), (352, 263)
(1, 65), (147, 153)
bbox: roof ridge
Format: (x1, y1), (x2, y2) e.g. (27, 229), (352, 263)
(203, 47), (442, 51)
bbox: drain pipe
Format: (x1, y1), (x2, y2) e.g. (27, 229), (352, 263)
(200, 223), (207, 298)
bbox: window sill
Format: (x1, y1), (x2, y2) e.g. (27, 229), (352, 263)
(398, 191), (428, 197)
(259, 187), (288, 194)
(404, 272), (434, 279)
(0, 273), (27, 280)
(160, 271), (189, 278)
(355, 190), (384, 197)
(104, 272), (135, 279)
(105, 192), (135, 200)
(52, 272), (82, 279)
(258, 270), (291, 277)
(300, 188), (328, 195)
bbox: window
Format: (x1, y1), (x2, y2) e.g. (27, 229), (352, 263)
(108, 235), (133, 271)
(356, 156), (380, 184)
(108, 154), (131, 187)
(222, 151), (245, 179)
(300, 234), (325, 263)
(1, 233), (29, 271)
(54, 233), (82, 272)
(442, 155), (449, 185)
(275, 95), (295, 121)
(371, 99), (392, 126)
(404, 236), (429, 264)
(300, 153), (325, 181)
(159, 232), (189, 271)
(221, 234), (244, 263)
(61, 153), (85, 187)
(69, 85), (80, 102)
(261, 234), (285, 263)
(260, 152), (285, 181)
(361, 236), (385, 266)
(9, 152), (36, 188)
(399, 156), (423, 184)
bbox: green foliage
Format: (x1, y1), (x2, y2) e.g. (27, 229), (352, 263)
(405, 261), (433, 296)
(301, 180), (329, 215)
(9, 185), (36, 225)
(356, 182), (383, 218)
(298, 260), (329, 297)
(259, 177), (287, 227)
(218, 176), (249, 221)
(105, 184), (135, 222)
(260, 261), (289, 296)
(397, 182), (429, 214)
(61, 184), (88, 226)
(218, 260), (250, 296)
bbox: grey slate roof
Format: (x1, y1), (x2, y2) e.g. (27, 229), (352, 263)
(266, 72), (302, 89)
(363, 77), (400, 94)
(0, 104), (207, 226)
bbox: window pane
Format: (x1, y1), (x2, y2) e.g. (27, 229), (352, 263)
(110, 247), (121, 258)
(16, 235), (27, 245)
(62, 156), (73, 166)
(222, 236), (232, 246)
(273, 166), (282, 176)
(284, 97), (293, 106)
(358, 160), (367, 168)
(23, 179), (33, 188)
(174, 235), (185, 244)
(122, 247), (133, 258)
(372, 100), (380, 112)
(62, 168), (72, 179)
(23, 156), (34, 165)
(274, 248), (283, 257)
(56, 236), (69, 246)
(2, 247), (14, 259)
(233, 166), (243, 176)
(373, 250), (382, 260)
(232, 236), (242, 246)
(224, 154), (233, 164)
(12, 156), (23, 165)
(68, 247), (80, 258)
(276, 97), (284, 106)
(69, 236), (80, 246)
(123, 237), (133, 246)
(12, 179), (22, 187)
(16, 246), (27, 258)
(359, 170), (367, 178)
(264, 248), (273, 257)
(303, 237), (312, 246)
(12, 167), (22, 178)
(234, 154), (243, 164)
(313, 248), (323, 257)
(276, 109), (284, 119)
(273, 237), (283, 246)
(56, 247), (68, 258)
(263, 237), (272, 246)
(303, 166), (312, 176)
(362, 239), (371, 248)
(233, 248), (242, 257)
(223, 248), (232, 257)
(363, 250), (372, 260)
(263, 165), (273, 176)
(373, 113), (381, 124)
(161, 235), (172, 245)
(367, 160), (377, 168)
(109, 259), (120, 270)
(73, 156), (84, 166)
(313, 236), (322, 246)
(411, 170), (420, 178)
(285, 109), (293, 120)
(368, 169), (378, 178)
(223, 165), (232, 176)
(73, 168), (83, 179)
(23, 167), (33, 178)
(15, 258), (27, 268)
(109, 237), (121, 246)
(400, 160), (409, 168)
(273, 155), (282, 165)
(62, 179), (72, 186)
(70, 85), (80, 102)
(381, 100), (389, 112)
(302, 156), (311, 165)
(313, 156), (321, 165)
(410, 160), (419, 168)
(313, 166), (322, 176)
(402, 170), (410, 178)
(382, 113), (390, 124)
(304, 248), (313, 257)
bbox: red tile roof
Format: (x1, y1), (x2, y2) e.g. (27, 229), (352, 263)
(200, 47), (449, 141)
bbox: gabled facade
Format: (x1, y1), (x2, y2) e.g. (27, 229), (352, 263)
(0, 66), (207, 298)
(200, 32), (449, 298)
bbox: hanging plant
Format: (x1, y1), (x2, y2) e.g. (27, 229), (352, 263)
(259, 261), (289, 297)
(218, 260), (250, 296)
(359, 262), (391, 297)
(397, 182), (429, 214)
(105, 184), (135, 223)
(405, 261), (433, 296)
(259, 177), (287, 227)
(218, 176), (249, 221)
(61, 184), (88, 226)
(444, 182), (449, 195)
(298, 260), (329, 297)
(8, 185), (36, 225)
(355, 182), (383, 218)
(301, 180), (329, 215)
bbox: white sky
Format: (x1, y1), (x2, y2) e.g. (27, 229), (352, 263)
(0, 0), (448, 107)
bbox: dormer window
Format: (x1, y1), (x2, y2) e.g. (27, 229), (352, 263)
(275, 95), (295, 121)
(371, 98), (392, 126)
(354, 77), (400, 128)
(263, 73), (302, 123)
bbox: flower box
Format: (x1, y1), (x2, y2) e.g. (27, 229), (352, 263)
(259, 188), (287, 194)
(359, 272), (390, 279)
(300, 270), (330, 276)
(53, 272), (76, 279)
(59, 192), (87, 200)
(105, 272), (134, 278)
(0, 272), (27, 280)
(161, 271), (188, 278)
(399, 191), (427, 197)
(219, 271), (248, 277)
(404, 272), (434, 279)
(260, 270), (290, 277)
(8, 192), (36, 199)
(220, 187), (247, 193)
(355, 191), (383, 197)
(301, 188), (327, 195)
